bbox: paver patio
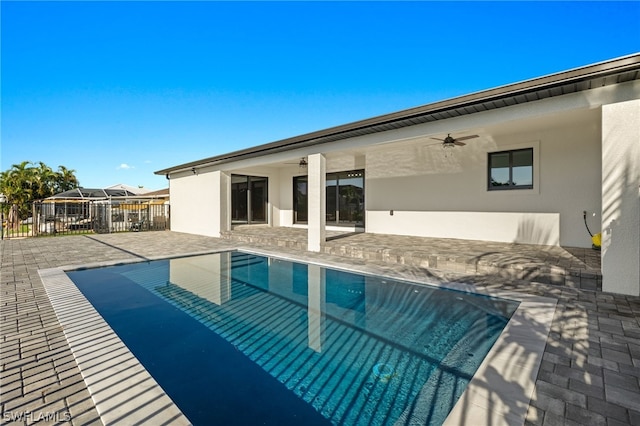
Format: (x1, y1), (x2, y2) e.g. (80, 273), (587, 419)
(1, 231), (638, 425)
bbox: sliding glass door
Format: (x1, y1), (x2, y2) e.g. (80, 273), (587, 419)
(335, 170), (364, 226)
(293, 176), (308, 223)
(293, 170), (364, 227)
(231, 175), (268, 224)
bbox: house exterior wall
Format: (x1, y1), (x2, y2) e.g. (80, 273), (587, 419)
(365, 108), (602, 247)
(277, 168), (296, 227)
(168, 82), (638, 249)
(169, 170), (229, 237)
(602, 99), (640, 296)
(162, 71), (640, 295)
(272, 107), (602, 247)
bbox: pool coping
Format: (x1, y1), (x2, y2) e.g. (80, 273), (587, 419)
(39, 247), (556, 426)
(38, 267), (190, 425)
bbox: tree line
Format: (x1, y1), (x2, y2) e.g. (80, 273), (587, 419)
(0, 161), (80, 220)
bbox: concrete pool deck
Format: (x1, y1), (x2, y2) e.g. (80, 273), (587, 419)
(1, 231), (639, 425)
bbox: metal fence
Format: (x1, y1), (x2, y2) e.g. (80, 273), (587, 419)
(1, 199), (170, 239)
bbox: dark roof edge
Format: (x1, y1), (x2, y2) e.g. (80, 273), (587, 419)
(155, 53), (640, 175)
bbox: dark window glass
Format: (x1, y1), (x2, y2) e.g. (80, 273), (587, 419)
(337, 171), (364, 226)
(512, 149), (533, 187)
(293, 176), (308, 224)
(325, 175), (338, 223)
(250, 177), (268, 223)
(231, 175), (248, 222)
(231, 175), (268, 224)
(327, 170), (364, 227)
(488, 149), (533, 190)
(293, 169), (365, 227)
(489, 152), (510, 187)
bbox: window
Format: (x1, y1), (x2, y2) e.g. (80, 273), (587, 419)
(488, 148), (533, 190)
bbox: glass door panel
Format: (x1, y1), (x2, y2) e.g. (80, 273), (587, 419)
(293, 176), (308, 224)
(231, 175), (268, 224)
(231, 175), (248, 223)
(294, 170), (364, 227)
(337, 171), (364, 226)
(325, 176), (337, 223)
(250, 177), (268, 223)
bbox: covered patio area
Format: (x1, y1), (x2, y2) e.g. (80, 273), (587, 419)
(222, 226), (602, 291)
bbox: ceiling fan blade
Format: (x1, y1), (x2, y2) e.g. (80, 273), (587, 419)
(454, 135), (479, 142)
(453, 141), (466, 146)
(430, 137), (444, 141)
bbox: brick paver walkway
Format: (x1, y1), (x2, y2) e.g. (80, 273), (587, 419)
(1, 231), (638, 425)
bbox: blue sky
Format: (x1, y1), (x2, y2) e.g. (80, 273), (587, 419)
(2, 1), (639, 190)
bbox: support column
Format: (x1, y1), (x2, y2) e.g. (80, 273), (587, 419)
(308, 153), (326, 252)
(601, 99), (640, 296)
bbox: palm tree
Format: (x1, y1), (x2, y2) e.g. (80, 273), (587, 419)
(55, 165), (80, 193)
(0, 161), (35, 219)
(0, 161), (80, 221)
(34, 162), (56, 199)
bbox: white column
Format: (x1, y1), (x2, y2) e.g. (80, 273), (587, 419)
(307, 153), (326, 252)
(601, 99), (640, 296)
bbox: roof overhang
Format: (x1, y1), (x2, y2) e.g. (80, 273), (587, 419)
(155, 53), (640, 176)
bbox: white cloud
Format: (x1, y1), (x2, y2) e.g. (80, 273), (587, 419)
(117, 163), (134, 170)
(144, 160), (152, 164)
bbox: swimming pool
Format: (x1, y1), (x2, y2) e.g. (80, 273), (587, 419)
(65, 250), (520, 425)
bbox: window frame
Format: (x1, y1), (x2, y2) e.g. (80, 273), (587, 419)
(487, 147), (534, 191)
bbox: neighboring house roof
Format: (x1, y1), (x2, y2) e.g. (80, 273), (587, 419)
(155, 53), (640, 176)
(142, 188), (170, 197)
(105, 183), (152, 194)
(47, 188), (139, 199)
(46, 185), (161, 200)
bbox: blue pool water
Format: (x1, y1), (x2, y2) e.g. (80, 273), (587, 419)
(67, 251), (519, 425)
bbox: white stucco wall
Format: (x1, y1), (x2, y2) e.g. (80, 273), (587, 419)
(169, 170), (229, 237)
(365, 108), (602, 247)
(271, 108), (602, 246)
(601, 99), (640, 296)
